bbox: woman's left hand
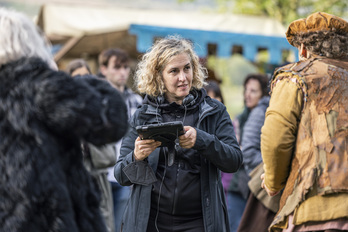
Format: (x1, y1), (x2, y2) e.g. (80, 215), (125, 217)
(179, 126), (197, 149)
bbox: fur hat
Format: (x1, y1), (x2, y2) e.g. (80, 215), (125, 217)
(286, 12), (348, 47)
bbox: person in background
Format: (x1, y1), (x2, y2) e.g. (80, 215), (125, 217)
(221, 81), (250, 231)
(261, 12), (348, 232)
(236, 74), (280, 232)
(240, 74), (269, 185)
(98, 48), (143, 232)
(66, 58), (92, 77)
(0, 7), (128, 232)
(66, 58), (117, 232)
(114, 35), (243, 232)
(225, 73), (269, 232)
(204, 80), (224, 104)
(204, 80), (252, 231)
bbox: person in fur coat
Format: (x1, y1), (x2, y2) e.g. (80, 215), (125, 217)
(0, 7), (128, 232)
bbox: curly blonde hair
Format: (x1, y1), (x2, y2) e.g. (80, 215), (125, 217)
(135, 35), (207, 97)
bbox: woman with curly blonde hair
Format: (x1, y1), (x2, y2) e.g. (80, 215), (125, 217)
(136, 35), (206, 97)
(115, 35), (243, 232)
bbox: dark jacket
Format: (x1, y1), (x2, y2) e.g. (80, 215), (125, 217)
(114, 89), (243, 232)
(0, 57), (128, 232)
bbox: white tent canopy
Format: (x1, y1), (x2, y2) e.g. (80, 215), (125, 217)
(39, 4), (287, 38)
(38, 3), (295, 65)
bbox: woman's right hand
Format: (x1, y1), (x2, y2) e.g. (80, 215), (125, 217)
(134, 137), (161, 161)
(260, 173), (280, 197)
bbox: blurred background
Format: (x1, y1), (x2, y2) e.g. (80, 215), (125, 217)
(1, 0), (347, 118)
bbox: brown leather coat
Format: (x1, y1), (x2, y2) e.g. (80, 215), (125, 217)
(270, 56), (348, 228)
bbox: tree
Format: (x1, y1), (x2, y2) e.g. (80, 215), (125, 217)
(179, 0), (348, 25)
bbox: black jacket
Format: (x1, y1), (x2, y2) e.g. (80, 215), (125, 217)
(115, 89), (243, 232)
(0, 57), (128, 232)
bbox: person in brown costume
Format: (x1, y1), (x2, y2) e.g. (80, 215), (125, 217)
(260, 12), (348, 232)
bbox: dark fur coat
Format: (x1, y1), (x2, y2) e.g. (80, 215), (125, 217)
(0, 57), (128, 232)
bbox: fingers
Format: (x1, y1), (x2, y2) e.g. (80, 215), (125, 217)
(134, 137), (161, 161)
(260, 173), (266, 190)
(269, 191), (280, 197)
(260, 173), (265, 181)
(260, 173), (280, 197)
(179, 126), (197, 149)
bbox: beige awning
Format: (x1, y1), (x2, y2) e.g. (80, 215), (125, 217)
(37, 4), (288, 62)
(38, 4), (287, 38)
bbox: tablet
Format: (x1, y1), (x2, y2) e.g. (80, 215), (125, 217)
(136, 121), (185, 146)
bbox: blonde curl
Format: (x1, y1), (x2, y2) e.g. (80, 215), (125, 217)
(135, 35), (207, 97)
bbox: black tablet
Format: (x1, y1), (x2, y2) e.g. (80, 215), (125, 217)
(136, 121), (185, 146)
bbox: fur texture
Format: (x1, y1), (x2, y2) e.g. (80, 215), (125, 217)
(0, 57), (128, 232)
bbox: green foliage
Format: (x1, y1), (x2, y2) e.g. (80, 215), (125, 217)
(221, 84), (244, 119)
(179, 0), (348, 25)
(231, 0), (348, 24)
(207, 54), (259, 86)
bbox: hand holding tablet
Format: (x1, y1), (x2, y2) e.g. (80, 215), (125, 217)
(136, 121), (185, 147)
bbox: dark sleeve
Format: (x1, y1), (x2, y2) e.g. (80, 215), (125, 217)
(35, 72), (128, 146)
(194, 104), (243, 173)
(114, 109), (157, 186)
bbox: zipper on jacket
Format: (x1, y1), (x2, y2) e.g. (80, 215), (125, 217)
(196, 102), (217, 129)
(171, 161), (181, 214)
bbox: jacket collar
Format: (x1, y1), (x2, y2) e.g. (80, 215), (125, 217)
(142, 94), (218, 126)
